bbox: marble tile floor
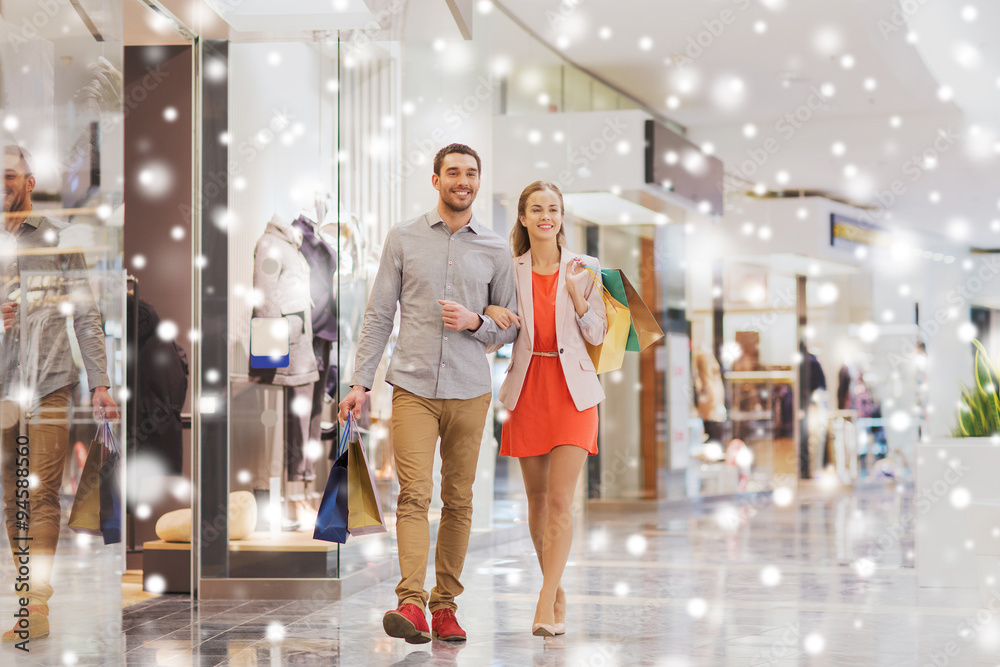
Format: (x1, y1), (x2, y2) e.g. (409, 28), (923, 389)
(10, 482), (1000, 666)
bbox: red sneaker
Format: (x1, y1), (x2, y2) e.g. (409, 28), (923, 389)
(431, 608), (466, 641)
(383, 603), (431, 644)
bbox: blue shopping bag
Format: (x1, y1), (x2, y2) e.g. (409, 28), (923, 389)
(97, 417), (122, 545)
(312, 416), (352, 543)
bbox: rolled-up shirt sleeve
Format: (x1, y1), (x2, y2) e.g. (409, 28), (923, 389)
(471, 253), (518, 347)
(575, 262), (608, 346)
(350, 231), (402, 390)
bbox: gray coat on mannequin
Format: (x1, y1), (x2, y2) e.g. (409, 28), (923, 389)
(248, 214), (320, 387)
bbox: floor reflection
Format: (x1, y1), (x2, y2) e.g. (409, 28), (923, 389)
(103, 483), (1000, 666)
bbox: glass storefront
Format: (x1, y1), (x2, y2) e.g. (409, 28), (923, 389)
(1, 0), (125, 659)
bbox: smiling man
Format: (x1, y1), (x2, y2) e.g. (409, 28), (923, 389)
(340, 143), (517, 644)
(1, 145), (119, 642)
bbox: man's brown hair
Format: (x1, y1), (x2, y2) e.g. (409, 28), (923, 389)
(433, 143), (481, 176)
(3, 145), (33, 176)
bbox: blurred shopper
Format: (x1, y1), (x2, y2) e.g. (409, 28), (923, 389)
(487, 181), (607, 636)
(339, 144), (518, 643)
(1, 145), (119, 641)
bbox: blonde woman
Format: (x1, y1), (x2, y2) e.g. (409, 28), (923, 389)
(487, 181), (607, 636)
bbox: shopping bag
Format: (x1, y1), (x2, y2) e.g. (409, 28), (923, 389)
(313, 418), (351, 543)
(68, 434), (103, 536)
(98, 418), (123, 545)
(583, 267), (630, 374)
(346, 425), (387, 536)
(614, 270), (664, 351)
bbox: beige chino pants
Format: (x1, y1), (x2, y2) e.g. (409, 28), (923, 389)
(390, 386), (491, 613)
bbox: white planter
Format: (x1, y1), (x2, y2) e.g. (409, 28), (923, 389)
(967, 501), (1000, 607)
(916, 438), (1000, 588)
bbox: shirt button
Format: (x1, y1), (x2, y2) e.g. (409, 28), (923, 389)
(446, 286), (451, 290)
(441, 362), (446, 367)
(559, 348), (564, 354)
(449, 261), (453, 265)
(444, 336), (448, 341)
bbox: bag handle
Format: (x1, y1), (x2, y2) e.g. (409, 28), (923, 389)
(337, 413), (354, 459)
(581, 265), (623, 313)
(100, 415), (121, 465)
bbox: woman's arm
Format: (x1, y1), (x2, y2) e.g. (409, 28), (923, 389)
(568, 257), (607, 345)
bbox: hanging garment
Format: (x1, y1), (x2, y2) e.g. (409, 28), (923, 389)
(291, 216), (338, 342)
(248, 215), (319, 387)
(132, 297), (189, 475)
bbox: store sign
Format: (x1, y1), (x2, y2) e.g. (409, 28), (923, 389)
(830, 213), (892, 250)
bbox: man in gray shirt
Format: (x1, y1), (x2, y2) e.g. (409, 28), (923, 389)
(1, 145), (119, 642)
(340, 144), (517, 644)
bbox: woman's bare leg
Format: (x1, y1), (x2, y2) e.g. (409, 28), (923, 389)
(519, 454), (567, 627)
(533, 445), (588, 627)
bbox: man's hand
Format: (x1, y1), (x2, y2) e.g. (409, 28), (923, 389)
(338, 385), (369, 424)
(438, 300), (481, 331)
(92, 386), (120, 422)
(1, 302), (15, 331)
(485, 305), (520, 330)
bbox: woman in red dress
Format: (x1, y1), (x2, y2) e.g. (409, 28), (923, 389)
(487, 181), (607, 637)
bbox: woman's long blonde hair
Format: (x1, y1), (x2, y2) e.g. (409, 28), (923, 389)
(509, 181), (566, 257)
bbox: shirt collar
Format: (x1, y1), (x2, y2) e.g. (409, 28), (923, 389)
(425, 209), (483, 235)
(9, 209), (41, 237)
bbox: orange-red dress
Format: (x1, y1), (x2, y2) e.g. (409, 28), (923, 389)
(500, 270), (599, 457)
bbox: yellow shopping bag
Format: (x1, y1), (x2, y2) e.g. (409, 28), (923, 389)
(346, 426), (387, 537)
(583, 267), (631, 374)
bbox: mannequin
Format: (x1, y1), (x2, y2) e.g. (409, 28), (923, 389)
(249, 213), (320, 489)
(694, 345), (726, 443)
(289, 210), (339, 520)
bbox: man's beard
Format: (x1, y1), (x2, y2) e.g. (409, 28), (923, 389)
(4, 187), (27, 214)
(442, 190), (475, 213)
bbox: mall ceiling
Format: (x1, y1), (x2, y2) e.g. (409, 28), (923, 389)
(497, 0), (1000, 247)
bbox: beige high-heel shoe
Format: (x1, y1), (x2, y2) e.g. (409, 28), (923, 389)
(532, 622), (555, 637)
(554, 588), (566, 635)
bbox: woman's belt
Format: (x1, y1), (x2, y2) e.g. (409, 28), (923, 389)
(531, 351), (559, 357)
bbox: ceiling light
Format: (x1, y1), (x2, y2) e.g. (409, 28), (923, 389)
(639, 36), (653, 51)
(776, 170), (790, 185)
(937, 85), (953, 102)
(843, 164), (857, 178)
(953, 42), (981, 69)
(929, 191), (940, 203)
(666, 95), (680, 109)
(753, 182), (767, 196)
(831, 141), (845, 156)
(863, 78), (877, 91)
(743, 123), (757, 138)
(701, 142), (715, 155)
(961, 5), (978, 21)
(598, 26), (612, 40)
(840, 54), (855, 69)
(754, 21), (767, 34)
(889, 115), (901, 128)
(820, 82), (836, 97)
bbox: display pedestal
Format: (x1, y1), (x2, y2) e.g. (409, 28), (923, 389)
(143, 532), (339, 594)
(916, 439), (1000, 588)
